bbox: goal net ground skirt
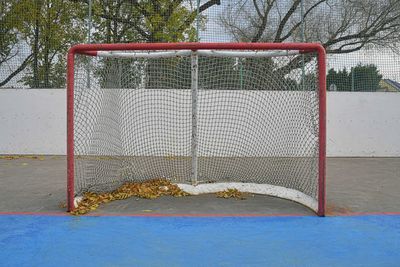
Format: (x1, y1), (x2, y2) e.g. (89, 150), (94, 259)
(67, 43), (326, 216)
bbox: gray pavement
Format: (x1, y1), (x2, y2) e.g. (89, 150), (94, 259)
(0, 156), (399, 215)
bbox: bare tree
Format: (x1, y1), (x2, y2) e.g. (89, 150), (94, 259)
(220, 0), (400, 74)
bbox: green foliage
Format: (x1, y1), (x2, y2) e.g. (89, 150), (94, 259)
(21, 55), (67, 88)
(2, 0), (218, 88)
(143, 56), (299, 91)
(91, 0), (206, 88)
(97, 56), (300, 91)
(327, 68), (351, 91)
(352, 64), (383, 92)
(0, 1), (34, 87)
(96, 58), (146, 89)
(327, 64), (383, 91)
(18, 0), (86, 88)
(0, 1), (18, 63)
(91, 0), (142, 43)
(91, 0), (200, 43)
(142, 0), (199, 42)
(144, 57), (282, 90)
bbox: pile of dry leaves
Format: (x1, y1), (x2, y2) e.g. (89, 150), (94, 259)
(71, 178), (190, 215)
(71, 179), (248, 215)
(216, 188), (247, 200)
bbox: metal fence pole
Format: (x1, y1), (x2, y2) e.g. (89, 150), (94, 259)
(86, 0), (92, 89)
(191, 51), (199, 185)
(300, 0), (306, 90)
(196, 0), (200, 42)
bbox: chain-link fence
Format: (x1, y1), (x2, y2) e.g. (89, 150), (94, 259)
(1, 0), (399, 91)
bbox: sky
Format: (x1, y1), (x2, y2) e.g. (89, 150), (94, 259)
(199, 0), (400, 81)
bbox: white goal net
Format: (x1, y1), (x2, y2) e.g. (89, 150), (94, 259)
(68, 44), (326, 215)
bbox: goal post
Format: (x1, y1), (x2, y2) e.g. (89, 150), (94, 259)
(67, 42), (326, 216)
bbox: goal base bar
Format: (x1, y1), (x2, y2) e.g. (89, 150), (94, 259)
(73, 182), (318, 214)
(178, 182), (318, 213)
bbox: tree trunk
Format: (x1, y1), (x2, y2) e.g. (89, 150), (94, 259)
(43, 0), (51, 88)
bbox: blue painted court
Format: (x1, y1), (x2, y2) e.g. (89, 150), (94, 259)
(1, 214), (399, 266)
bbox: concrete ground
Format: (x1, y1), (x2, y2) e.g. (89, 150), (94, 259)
(0, 156), (399, 215)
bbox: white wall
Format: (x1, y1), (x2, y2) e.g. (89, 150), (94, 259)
(0, 89), (399, 157)
(327, 92), (400, 157)
(0, 89), (66, 155)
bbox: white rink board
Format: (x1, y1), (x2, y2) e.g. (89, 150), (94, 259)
(0, 89), (66, 155)
(327, 92), (400, 157)
(0, 89), (399, 157)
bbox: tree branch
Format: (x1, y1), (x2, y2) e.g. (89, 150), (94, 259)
(278, 0), (326, 42)
(199, 0), (221, 13)
(252, 0), (263, 18)
(176, 0), (221, 38)
(0, 54), (33, 87)
(274, 0), (301, 42)
(251, 1), (275, 42)
(99, 13), (149, 39)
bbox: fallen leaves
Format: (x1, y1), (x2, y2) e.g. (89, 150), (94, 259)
(164, 155), (179, 161)
(0, 155), (45, 160)
(70, 179), (251, 215)
(58, 201), (67, 209)
(70, 178), (190, 215)
(216, 188), (247, 200)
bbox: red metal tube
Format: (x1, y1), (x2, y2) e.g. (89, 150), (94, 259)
(66, 49), (75, 212)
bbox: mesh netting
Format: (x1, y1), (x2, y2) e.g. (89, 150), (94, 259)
(73, 50), (320, 204)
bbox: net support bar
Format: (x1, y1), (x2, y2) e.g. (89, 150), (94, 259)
(198, 50), (300, 58)
(191, 51), (198, 185)
(96, 50), (300, 59)
(97, 50), (192, 58)
(177, 183), (318, 213)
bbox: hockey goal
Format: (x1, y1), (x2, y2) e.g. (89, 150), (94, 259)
(67, 43), (326, 216)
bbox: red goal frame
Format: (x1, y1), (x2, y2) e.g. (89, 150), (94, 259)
(66, 42), (326, 216)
